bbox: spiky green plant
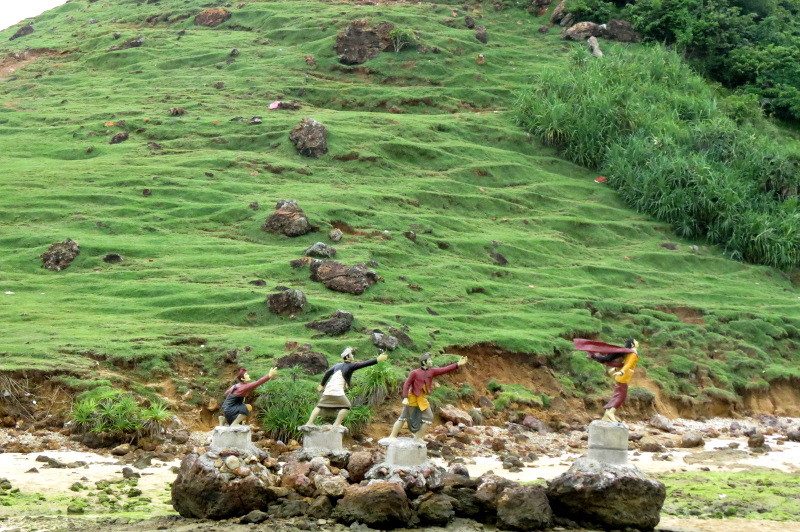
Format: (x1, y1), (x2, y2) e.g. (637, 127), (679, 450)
(256, 366), (317, 441)
(350, 361), (404, 408)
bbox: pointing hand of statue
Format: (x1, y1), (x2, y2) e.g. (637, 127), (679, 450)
(402, 398), (409, 406)
(457, 356), (468, 366)
(377, 353), (388, 362)
(317, 384), (324, 392)
(614, 371), (624, 377)
(268, 367), (278, 378)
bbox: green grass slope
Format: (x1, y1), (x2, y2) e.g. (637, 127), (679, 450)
(1, 0), (798, 411)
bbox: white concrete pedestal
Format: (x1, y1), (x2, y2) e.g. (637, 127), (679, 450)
(210, 425), (259, 456)
(588, 419), (628, 465)
(299, 424), (346, 453)
(378, 437), (427, 467)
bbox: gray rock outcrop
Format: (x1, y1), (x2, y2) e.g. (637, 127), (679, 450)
(306, 310), (354, 335)
(266, 289), (307, 314)
(546, 457), (665, 530)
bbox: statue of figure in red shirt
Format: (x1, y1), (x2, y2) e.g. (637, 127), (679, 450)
(219, 366), (278, 426)
(388, 353), (468, 440)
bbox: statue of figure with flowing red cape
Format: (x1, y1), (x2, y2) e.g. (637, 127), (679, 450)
(573, 338), (639, 423)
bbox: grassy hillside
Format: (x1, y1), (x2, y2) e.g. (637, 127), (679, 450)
(1, 0), (799, 420)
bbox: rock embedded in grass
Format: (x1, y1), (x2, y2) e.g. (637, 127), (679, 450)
(370, 331), (398, 351)
(305, 310), (354, 336)
(309, 260), (378, 294)
(289, 118), (328, 158)
(329, 228), (343, 242)
(276, 349), (328, 375)
(109, 131), (129, 144)
(475, 26), (488, 43)
(262, 199), (315, 237)
(194, 8), (232, 27)
(266, 288), (307, 315)
(334, 20), (394, 65)
(304, 242), (336, 259)
(563, 21), (603, 41)
(604, 19), (641, 42)
(40, 239), (80, 271)
(9, 25), (34, 41)
(108, 36), (144, 52)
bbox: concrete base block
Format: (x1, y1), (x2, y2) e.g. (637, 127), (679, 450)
(210, 425), (259, 456)
(378, 437), (427, 467)
(299, 424), (346, 453)
(588, 419), (628, 465)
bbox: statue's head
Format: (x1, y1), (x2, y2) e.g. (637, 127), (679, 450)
(625, 339), (639, 351)
(236, 367), (251, 383)
(340, 347), (355, 362)
(420, 352), (433, 369)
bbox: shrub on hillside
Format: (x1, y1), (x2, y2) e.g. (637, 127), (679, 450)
(566, 0), (800, 121)
(71, 386), (170, 438)
(516, 45), (800, 269)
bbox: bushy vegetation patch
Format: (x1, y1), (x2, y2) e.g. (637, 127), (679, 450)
(71, 386), (170, 438)
(567, 0), (800, 121)
(517, 45), (800, 269)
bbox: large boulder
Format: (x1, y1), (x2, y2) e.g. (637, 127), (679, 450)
(345, 451), (375, 483)
(680, 432), (704, 448)
(289, 118), (328, 158)
(266, 289), (307, 315)
(475, 473), (516, 511)
(439, 405), (473, 427)
(171, 453), (276, 519)
(416, 492), (456, 526)
(306, 310), (354, 335)
(262, 199), (314, 237)
(305, 242), (336, 259)
(371, 331), (399, 351)
(9, 25), (34, 41)
(604, 19), (641, 42)
(41, 239), (80, 271)
(497, 485), (553, 530)
(334, 481), (411, 529)
(334, 20), (394, 65)
(546, 457), (665, 530)
(550, 0), (567, 24)
(275, 350), (329, 375)
(310, 260), (378, 295)
(475, 26), (488, 44)
(563, 21), (603, 41)
(649, 414), (673, 432)
(194, 8), (231, 27)
(441, 473), (482, 518)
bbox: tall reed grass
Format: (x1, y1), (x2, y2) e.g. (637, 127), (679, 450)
(516, 46), (800, 269)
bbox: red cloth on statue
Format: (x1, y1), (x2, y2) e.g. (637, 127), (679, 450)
(604, 382), (628, 409)
(573, 338), (636, 355)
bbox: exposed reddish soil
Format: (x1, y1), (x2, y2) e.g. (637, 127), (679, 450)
(0, 49), (67, 82)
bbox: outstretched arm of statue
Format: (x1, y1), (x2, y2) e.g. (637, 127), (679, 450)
(232, 367), (277, 396)
(431, 362), (460, 377)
